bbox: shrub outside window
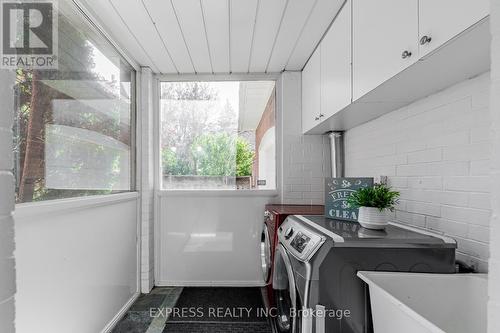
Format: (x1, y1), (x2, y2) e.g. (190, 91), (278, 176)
(160, 81), (276, 190)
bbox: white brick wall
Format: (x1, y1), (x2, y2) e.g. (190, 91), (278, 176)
(489, 0), (500, 331)
(140, 68), (155, 293)
(279, 72), (330, 205)
(345, 72), (491, 272)
(0, 70), (16, 333)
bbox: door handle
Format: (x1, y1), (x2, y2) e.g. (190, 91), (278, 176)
(420, 35), (432, 45)
(401, 50), (412, 59)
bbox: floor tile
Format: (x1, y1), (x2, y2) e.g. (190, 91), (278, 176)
(112, 312), (153, 333)
(129, 294), (166, 312)
(112, 287), (273, 333)
(163, 322), (273, 333)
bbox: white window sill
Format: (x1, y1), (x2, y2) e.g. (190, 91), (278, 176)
(157, 189), (278, 197)
(15, 192), (139, 219)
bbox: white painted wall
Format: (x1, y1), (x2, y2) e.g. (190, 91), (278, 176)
(344, 72), (491, 272)
(14, 194), (139, 333)
(280, 71), (331, 205)
(156, 192), (276, 285)
(0, 68), (16, 333)
(139, 67), (155, 293)
(488, 0), (500, 331)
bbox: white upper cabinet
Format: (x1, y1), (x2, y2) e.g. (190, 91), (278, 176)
(321, 0), (352, 120)
(418, 0), (489, 57)
(302, 47), (321, 133)
(352, 0), (418, 101)
(302, 0), (489, 133)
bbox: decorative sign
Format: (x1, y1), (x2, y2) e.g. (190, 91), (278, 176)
(325, 177), (374, 221)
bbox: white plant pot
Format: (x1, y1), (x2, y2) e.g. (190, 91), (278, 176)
(358, 207), (389, 230)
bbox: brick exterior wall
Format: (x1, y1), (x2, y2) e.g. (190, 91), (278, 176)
(0, 70), (16, 333)
(345, 72), (491, 272)
(253, 88), (276, 185)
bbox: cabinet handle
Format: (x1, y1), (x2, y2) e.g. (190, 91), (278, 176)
(315, 116), (320, 121)
(401, 50), (412, 59)
(420, 35), (432, 45)
(319, 114), (324, 118)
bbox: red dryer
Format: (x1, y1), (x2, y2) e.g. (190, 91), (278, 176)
(260, 204), (324, 307)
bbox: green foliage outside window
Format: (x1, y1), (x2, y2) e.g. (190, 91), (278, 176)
(236, 138), (254, 177)
(192, 133), (237, 176)
(162, 147), (191, 175)
(162, 133), (254, 177)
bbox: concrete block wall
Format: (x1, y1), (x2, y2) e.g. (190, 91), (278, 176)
(279, 71), (331, 205)
(489, 0), (500, 331)
(0, 70), (16, 332)
(140, 68), (155, 293)
(344, 72), (491, 272)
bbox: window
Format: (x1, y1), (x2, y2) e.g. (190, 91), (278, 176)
(12, 1), (135, 203)
(160, 81), (276, 190)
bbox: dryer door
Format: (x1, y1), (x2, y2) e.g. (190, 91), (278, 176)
(273, 244), (298, 333)
(261, 223), (272, 282)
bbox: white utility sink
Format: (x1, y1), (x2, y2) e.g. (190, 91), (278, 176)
(357, 271), (487, 333)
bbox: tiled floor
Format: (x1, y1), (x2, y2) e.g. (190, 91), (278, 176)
(112, 287), (274, 333)
(162, 322), (273, 333)
(112, 287), (182, 333)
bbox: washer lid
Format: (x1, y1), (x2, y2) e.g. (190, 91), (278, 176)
(293, 215), (457, 248)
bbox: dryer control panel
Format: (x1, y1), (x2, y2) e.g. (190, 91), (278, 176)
(279, 217), (325, 262)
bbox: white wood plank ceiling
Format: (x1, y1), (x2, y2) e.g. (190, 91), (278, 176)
(80, 0), (345, 74)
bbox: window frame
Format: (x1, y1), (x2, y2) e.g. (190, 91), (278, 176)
(155, 73), (281, 195)
(13, 0), (140, 207)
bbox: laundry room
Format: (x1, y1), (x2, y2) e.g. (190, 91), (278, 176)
(0, 0), (499, 333)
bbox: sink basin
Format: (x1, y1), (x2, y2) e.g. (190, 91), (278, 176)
(357, 271), (487, 333)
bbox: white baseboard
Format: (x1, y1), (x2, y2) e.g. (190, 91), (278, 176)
(101, 292), (140, 333)
(155, 280), (266, 287)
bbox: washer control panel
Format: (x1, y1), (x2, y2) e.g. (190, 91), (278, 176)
(279, 216), (325, 261)
(290, 232), (311, 253)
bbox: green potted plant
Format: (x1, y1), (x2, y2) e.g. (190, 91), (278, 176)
(347, 184), (400, 230)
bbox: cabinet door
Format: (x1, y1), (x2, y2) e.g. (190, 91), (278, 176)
(419, 0), (489, 57)
(352, 0), (418, 101)
(302, 47), (321, 133)
(321, 0), (351, 119)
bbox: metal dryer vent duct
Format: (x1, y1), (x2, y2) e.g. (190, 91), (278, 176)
(328, 131), (344, 178)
